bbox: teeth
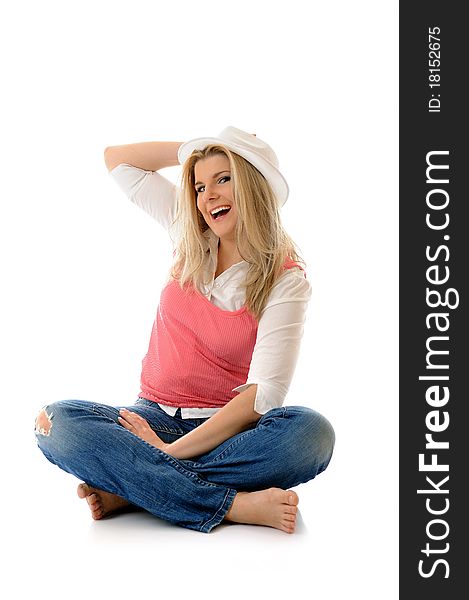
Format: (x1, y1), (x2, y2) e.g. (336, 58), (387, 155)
(210, 206), (231, 216)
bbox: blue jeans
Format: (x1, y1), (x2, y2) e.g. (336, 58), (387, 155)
(35, 398), (335, 533)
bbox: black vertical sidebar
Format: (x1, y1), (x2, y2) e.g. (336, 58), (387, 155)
(400, 2), (466, 597)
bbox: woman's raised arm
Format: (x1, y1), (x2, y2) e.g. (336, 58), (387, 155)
(104, 141), (183, 172)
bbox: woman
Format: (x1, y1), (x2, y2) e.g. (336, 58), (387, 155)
(35, 126), (334, 534)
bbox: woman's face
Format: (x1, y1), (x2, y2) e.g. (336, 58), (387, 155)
(194, 154), (238, 243)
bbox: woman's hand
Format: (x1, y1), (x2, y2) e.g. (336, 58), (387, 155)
(118, 409), (169, 453)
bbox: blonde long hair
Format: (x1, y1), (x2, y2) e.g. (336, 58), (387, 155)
(170, 145), (304, 319)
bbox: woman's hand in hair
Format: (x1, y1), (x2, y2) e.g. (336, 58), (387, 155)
(118, 409), (170, 453)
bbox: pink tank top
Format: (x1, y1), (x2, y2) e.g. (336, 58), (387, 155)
(139, 258), (303, 409)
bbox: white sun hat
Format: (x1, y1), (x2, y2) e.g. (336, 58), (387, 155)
(177, 126), (289, 206)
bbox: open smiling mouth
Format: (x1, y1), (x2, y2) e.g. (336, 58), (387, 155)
(210, 206), (232, 221)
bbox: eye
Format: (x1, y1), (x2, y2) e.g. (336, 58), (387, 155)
(195, 175), (231, 194)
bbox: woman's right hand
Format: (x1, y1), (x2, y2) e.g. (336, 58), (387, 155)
(118, 409), (170, 453)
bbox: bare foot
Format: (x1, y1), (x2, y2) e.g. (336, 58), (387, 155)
(224, 488), (299, 533)
(77, 483), (130, 520)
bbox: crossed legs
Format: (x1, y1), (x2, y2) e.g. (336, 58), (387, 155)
(35, 399), (334, 533)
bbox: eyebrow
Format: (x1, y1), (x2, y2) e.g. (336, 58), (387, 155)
(194, 170), (231, 187)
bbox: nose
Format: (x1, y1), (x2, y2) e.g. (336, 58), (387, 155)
(202, 182), (219, 203)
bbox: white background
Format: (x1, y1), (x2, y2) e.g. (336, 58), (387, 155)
(0, 1), (398, 598)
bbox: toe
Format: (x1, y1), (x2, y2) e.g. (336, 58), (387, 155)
(87, 494), (102, 510)
(282, 520), (295, 533)
(77, 483), (91, 498)
(91, 504), (104, 518)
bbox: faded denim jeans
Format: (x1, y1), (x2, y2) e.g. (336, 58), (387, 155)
(35, 398), (335, 533)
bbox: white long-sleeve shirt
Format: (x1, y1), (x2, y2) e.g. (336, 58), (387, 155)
(109, 164), (312, 417)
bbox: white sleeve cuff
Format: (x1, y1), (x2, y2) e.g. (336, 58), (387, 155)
(232, 381), (286, 416)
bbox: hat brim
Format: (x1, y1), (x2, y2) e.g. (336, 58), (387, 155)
(178, 137), (289, 207)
